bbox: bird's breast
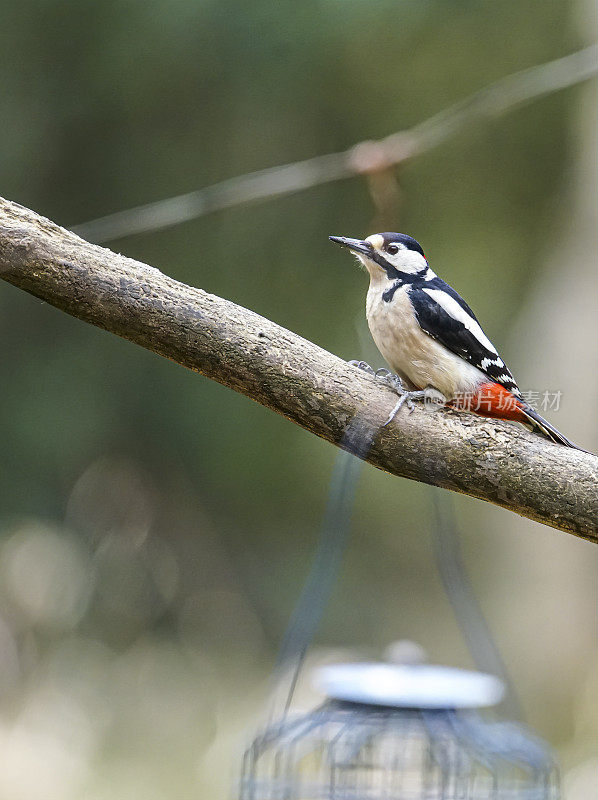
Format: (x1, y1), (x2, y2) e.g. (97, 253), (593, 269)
(365, 284), (485, 399)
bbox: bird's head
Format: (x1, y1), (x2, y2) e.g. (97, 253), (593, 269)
(329, 232), (427, 281)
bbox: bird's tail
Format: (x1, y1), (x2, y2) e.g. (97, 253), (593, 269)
(451, 381), (590, 452)
(518, 404), (585, 451)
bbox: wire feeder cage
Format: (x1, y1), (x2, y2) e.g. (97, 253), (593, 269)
(239, 658), (560, 800)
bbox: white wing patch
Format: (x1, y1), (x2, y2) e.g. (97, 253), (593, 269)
(496, 373), (516, 385)
(480, 355), (504, 370)
(422, 288), (498, 356)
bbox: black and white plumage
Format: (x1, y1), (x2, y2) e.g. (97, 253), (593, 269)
(407, 279), (520, 397)
(329, 232), (582, 449)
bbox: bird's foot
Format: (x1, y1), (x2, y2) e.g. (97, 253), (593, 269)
(383, 390), (427, 425)
(348, 361), (445, 425)
(384, 386), (446, 426)
(348, 360), (376, 376)
(349, 361), (405, 391)
(371, 367), (407, 394)
(349, 360), (416, 421)
(348, 361), (406, 390)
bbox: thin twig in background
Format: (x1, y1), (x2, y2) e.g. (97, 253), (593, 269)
(72, 43), (598, 243)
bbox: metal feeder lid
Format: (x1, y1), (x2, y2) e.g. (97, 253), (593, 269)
(313, 662), (505, 709)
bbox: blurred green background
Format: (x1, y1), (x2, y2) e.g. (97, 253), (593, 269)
(2, 0), (598, 797)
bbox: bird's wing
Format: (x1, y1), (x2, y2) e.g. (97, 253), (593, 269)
(408, 281), (522, 397)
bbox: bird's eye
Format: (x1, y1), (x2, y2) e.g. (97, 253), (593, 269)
(387, 244), (399, 255)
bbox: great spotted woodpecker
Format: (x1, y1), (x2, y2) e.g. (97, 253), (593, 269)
(330, 231), (582, 449)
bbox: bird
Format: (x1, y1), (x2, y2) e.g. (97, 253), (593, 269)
(329, 231), (583, 449)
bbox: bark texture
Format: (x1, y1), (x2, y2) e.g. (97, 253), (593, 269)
(0, 197), (596, 540)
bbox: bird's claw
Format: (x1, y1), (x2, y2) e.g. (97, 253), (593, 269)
(383, 390), (428, 426)
(383, 388), (446, 426)
(348, 360), (445, 424)
(349, 359), (412, 419)
(347, 359), (376, 376)
(375, 369), (407, 394)
(349, 360), (406, 392)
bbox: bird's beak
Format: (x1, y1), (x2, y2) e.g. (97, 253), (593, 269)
(329, 236), (372, 256)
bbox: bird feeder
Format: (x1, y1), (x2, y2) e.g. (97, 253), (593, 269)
(240, 655), (559, 800)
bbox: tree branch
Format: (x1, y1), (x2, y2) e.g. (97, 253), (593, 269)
(1, 197), (597, 540)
